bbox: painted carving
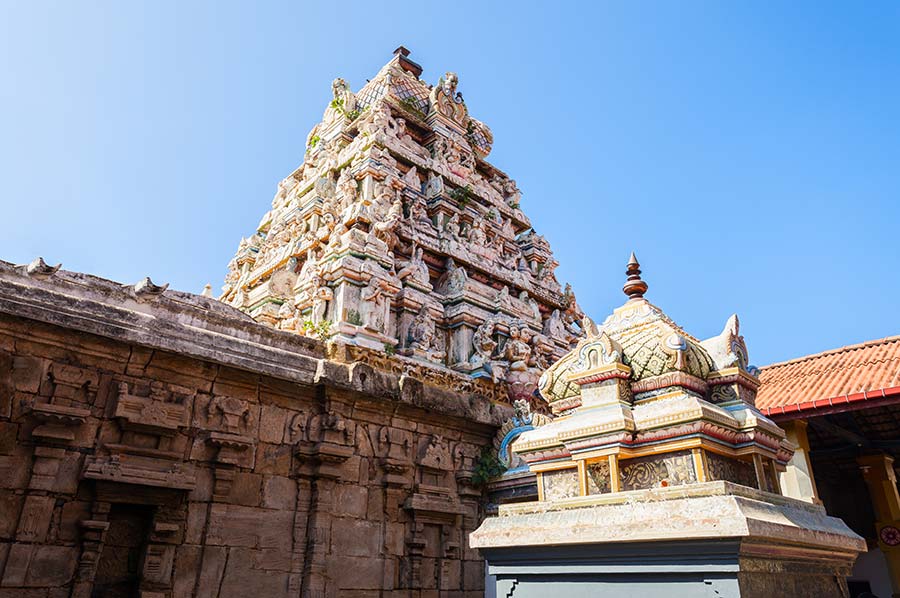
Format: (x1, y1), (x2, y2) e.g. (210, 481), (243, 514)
(220, 49), (581, 397)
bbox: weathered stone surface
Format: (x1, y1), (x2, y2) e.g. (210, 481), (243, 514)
(226, 472), (261, 506)
(326, 555), (385, 590)
(333, 484), (369, 518)
(15, 496), (55, 543)
(0, 493), (21, 539)
(206, 505), (294, 550)
(172, 544), (201, 597)
(185, 502), (207, 545)
(0, 423), (16, 456)
(258, 404), (287, 443)
(21, 546), (77, 587)
(261, 476), (295, 510)
(57, 501), (90, 542)
(332, 518), (382, 557)
(218, 548), (289, 598)
(195, 546), (227, 598)
(0, 51), (515, 598)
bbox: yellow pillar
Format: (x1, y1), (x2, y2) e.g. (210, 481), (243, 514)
(859, 453), (900, 597)
(608, 455), (621, 493)
(779, 420), (821, 504)
(691, 448), (708, 482)
(577, 460), (587, 496)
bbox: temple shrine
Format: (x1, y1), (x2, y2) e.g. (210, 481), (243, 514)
(472, 256), (865, 597)
(221, 46), (582, 403)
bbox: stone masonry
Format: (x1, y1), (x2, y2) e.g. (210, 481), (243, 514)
(0, 258), (508, 597)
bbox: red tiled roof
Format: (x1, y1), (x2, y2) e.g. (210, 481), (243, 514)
(757, 336), (900, 418)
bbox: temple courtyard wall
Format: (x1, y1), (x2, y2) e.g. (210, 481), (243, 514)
(0, 262), (504, 597)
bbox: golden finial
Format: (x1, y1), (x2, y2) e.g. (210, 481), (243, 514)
(623, 252), (648, 300)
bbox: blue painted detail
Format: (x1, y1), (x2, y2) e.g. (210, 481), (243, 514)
(498, 424), (534, 468)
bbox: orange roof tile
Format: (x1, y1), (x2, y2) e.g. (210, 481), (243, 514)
(757, 336), (900, 418)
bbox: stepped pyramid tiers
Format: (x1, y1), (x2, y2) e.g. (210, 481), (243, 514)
(471, 256), (864, 598)
(221, 47), (582, 399)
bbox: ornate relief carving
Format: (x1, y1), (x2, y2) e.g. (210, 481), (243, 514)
(220, 49), (581, 402)
(113, 381), (190, 436)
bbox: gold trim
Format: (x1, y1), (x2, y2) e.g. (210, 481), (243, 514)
(531, 462), (578, 474)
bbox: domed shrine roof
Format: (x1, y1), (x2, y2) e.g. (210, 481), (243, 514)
(539, 254), (752, 413)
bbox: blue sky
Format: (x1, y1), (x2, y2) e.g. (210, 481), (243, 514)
(1, 1), (898, 366)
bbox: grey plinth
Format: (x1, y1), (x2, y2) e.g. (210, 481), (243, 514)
(470, 481), (865, 598)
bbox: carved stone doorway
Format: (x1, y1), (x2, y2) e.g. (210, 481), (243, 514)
(91, 503), (154, 598)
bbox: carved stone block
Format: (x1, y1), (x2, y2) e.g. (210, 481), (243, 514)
(82, 454), (196, 490)
(113, 381), (189, 436)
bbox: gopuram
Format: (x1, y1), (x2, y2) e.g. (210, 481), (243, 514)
(221, 46), (582, 400)
(471, 257), (866, 598)
(0, 48), (579, 597)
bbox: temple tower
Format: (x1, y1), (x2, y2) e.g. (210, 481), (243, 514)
(221, 47), (582, 400)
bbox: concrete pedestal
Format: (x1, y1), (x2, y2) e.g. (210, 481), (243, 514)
(471, 481), (865, 598)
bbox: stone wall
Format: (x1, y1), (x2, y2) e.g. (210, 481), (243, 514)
(0, 261), (505, 597)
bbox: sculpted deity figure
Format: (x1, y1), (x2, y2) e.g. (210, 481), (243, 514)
(430, 137), (449, 173)
(424, 171), (444, 198)
(444, 141), (461, 171)
(360, 269), (396, 333)
(325, 77), (357, 123)
(372, 197), (403, 251)
(407, 196), (432, 229)
(495, 286), (511, 310)
(316, 212), (337, 245)
(498, 248), (517, 270)
(543, 308), (567, 340)
(528, 333), (553, 371)
(505, 326), (532, 372)
(371, 181), (397, 222)
(438, 211), (461, 254)
(274, 177), (297, 205)
(501, 217), (516, 239)
(443, 259), (468, 295)
(297, 249), (319, 284)
(502, 178), (522, 206)
(313, 139), (339, 176)
(519, 291), (541, 321)
(444, 212), (461, 239)
(492, 231), (506, 256)
(408, 307), (437, 354)
(397, 246), (431, 288)
(326, 222), (347, 251)
(467, 216), (487, 247)
(363, 101), (394, 138)
(440, 72), (459, 98)
(517, 256), (530, 273)
(470, 324), (497, 369)
(393, 116), (428, 158)
(277, 298), (299, 332)
(402, 165), (420, 190)
(429, 72), (467, 124)
(310, 274), (333, 324)
(336, 168), (358, 212)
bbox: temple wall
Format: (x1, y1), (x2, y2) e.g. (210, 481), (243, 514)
(0, 314), (494, 597)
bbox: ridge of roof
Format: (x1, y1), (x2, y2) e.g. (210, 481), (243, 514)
(760, 335), (900, 371)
